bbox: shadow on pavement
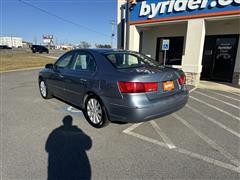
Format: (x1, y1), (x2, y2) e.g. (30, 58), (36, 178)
(45, 115), (92, 180)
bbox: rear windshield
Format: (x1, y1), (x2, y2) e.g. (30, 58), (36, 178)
(103, 52), (160, 69)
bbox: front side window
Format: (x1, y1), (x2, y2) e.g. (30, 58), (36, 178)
(55, 53), (73, 68)
(72, 52), (96, 72)
(104, 52), (159, 69)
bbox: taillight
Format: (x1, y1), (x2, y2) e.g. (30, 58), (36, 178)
(178, 74), (186, 85)
(118, 81), (158, 93)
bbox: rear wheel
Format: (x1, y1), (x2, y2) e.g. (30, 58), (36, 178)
(84, 96), (109, 128)
(39, 79), (52, 99)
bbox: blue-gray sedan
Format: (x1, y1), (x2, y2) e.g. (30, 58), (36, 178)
(39, 49), (188, 128)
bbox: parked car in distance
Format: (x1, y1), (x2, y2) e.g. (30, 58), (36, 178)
(0, 45), (12, 49)
(38, 49), (188, 128)
(31, 45), (49, 53)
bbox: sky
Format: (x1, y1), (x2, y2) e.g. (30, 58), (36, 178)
(1, 0), (118, 47)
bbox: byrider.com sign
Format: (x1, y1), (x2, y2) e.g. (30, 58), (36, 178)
(129, 0), (240, 24)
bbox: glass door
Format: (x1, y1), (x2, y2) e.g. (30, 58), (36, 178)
(201, 35), (239, 82)
(212, 36), (238, 82)
(201, 36), (215, 80)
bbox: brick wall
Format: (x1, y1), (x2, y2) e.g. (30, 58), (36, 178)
(185, 72), (200, 86)
(232, 72), (240, 85)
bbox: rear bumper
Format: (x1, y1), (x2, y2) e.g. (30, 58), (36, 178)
(102, 90), (188, 123)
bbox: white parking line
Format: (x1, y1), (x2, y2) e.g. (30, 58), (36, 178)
(189, 87), (197, 93)
(193, 91), (240, 110)
(172, 113), (240, 167)
(186, 105), (240, 138)
(67, 106), (82, 113)
(190, 96), (240, 121)
(229, 92), (240, 97)
(126, 131), (169, 148)
(122, 123), (143, 134)
(123, 123), (240, 173)
(150, 121), (176, 149)
(203, 89), (240, 102)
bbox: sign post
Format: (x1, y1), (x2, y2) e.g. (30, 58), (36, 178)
(43, 34), (54, 49)
(162, 39), (170, 66)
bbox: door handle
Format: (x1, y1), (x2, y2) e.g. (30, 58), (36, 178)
(80, 78), (87, 82)
(58, 74), (64, 78)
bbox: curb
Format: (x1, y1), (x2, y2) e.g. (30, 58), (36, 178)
(38, 54), (58, 59)
(0, 54), (58, 74)
(0, 67), (43, 74)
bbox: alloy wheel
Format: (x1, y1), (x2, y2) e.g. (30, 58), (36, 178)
(86, 98), (102, 124)
(40, 81), (47, 97)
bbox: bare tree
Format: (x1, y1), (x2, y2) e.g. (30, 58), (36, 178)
(95, 44), (112, 48)
(78, 41), (91, 49)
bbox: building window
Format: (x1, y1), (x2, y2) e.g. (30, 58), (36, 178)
(156, 37), (184, 65)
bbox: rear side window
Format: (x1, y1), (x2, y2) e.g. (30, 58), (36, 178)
(127, 55), (139, 65)
(104, 52), (159, 69)
(55, 53), (73, 68)
(71, 52), (96, 72)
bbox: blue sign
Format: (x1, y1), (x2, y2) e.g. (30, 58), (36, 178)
(129, 0), (240, 24)
(162, 39), (170, 50)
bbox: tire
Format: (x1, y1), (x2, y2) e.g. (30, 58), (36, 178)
(39, 79), (53, 99)
(84, 95), (109, 128)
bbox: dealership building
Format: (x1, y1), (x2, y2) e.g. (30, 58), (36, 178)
(0, 36), (23, 48)
(117, 0), (240, 85)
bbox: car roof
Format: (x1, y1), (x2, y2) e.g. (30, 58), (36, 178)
(32, 45), (45, 47)
(73, 48), (133, 54)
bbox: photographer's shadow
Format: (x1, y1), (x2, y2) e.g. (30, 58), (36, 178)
(45, 115), (92, 180)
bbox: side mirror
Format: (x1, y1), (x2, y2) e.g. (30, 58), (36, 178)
(45, 63), (53, 69)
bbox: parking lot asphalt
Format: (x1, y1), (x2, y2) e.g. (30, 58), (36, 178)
(1, 70), (240, 180)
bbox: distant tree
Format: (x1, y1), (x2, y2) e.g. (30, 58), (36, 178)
(95, 44), (112, 48)
(78, 41), (91, 49)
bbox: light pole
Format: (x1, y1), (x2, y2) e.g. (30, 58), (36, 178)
(110, 20), (116, 48)
(124, 0), (130, 50)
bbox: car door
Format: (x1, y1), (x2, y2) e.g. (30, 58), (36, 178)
(63, 51), (97, 107)
(48, 52), (74, 98)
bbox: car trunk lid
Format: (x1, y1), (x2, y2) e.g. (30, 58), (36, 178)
(117, 66), (185, 100)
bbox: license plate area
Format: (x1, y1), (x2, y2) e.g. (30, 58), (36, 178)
(163, 81), (174, 91)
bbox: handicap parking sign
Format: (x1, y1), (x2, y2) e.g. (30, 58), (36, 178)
(162, 39), (170, 51)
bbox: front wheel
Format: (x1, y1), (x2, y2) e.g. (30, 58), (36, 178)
(84, 96), (109, 128)
(39, 79), (52, 99)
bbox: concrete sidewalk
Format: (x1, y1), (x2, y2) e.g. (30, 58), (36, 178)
(198, 80), (240, 93)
